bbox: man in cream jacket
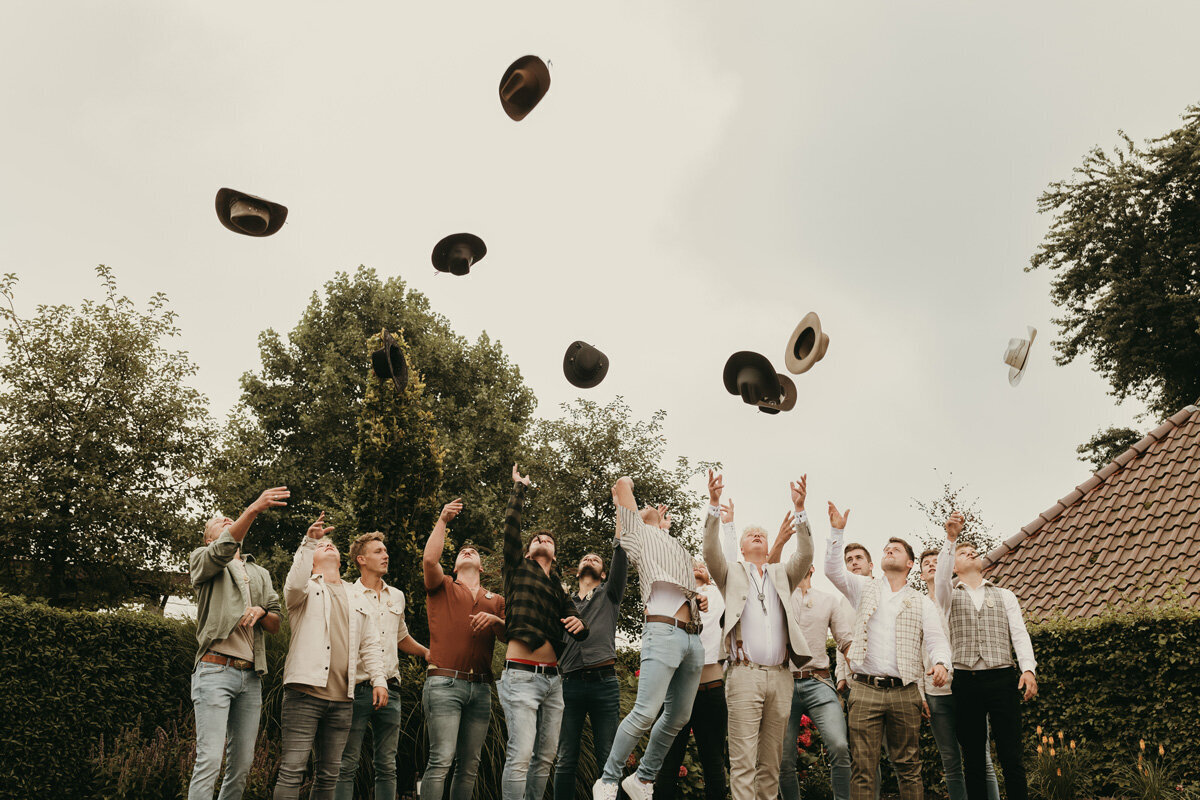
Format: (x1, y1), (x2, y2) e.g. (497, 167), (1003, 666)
(274, 513), (388, 800)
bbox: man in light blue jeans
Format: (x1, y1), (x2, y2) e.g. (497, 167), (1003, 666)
(421, 676), (495, 800)
(498, 669), (567, 800)
(190, 662), (264, 800)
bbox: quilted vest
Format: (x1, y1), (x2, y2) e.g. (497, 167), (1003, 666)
(948, 583), (1013, 669)
(847, 579), (924, 686)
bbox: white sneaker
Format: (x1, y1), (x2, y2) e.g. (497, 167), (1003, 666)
(592, 778), (618, 800)
(621, 774), (654, 800)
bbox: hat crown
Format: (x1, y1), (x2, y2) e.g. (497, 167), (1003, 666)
(229, 198), (270, 235)
(1003, 338), (1028, 369)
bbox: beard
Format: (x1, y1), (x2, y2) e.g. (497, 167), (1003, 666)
(578, 564), (602, 582)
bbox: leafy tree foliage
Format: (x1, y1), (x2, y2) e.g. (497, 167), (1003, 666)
(908, 474), (997, 593)
(1075, 425), (1141, 471)
(519, 398), (718, 637)
(0, 267), (213, 607)
(1029, 104), (1200, 420)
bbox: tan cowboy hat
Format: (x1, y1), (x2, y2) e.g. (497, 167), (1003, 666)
(757, 373), (797, 415)
(784, 312), (830, 375)
(499, 55), (551, 121)
(215, 188), (288, 237)
(1002, 326), (1037, 386)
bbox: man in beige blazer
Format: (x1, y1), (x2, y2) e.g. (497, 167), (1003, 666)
(702, 470), (814, 800)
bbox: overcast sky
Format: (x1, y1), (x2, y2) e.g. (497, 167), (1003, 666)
(3, 1), (1197, 591)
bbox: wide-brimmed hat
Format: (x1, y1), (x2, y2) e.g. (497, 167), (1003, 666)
(499, 55), (551, 121)
(1002, 326), (1037, 386)
(563, 341), (609, 388)
(432, 233), (487, 275)
(215, 188), (287, 237)
(784, 312), (830, 375)
(757, 373), (797, 415)
(723, 351), (782, 408)
(371, 329), (408, 392)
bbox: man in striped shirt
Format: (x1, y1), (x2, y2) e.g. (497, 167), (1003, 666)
(594, 476), (707, 800)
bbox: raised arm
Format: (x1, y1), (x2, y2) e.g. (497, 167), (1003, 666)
(285, 513), (335, 610)
(823, 502), (863, 606)
(605, 535), (630, 605)
(503, 465), (531, 573)
(720, 499), (740, 563)
(702, 470), (730, 590)
(784, 476), (813, 588)
(190, 527), (239, 585)
(424, 498), (462, 591)
(934, 513), (963, 613)
(226, 487), (290, 544)
(612, 477), (646, 564)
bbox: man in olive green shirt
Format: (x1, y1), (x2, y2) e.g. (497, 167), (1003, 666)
(187, 487), (287, 800)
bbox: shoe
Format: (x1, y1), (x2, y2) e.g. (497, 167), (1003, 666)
(592, 778), (618, 800)
(621, 774), (654, 800)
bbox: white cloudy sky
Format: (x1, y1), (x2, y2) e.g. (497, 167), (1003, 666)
(3, 2), (1197, 590)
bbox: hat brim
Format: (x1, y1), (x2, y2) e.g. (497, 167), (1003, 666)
(215, 188), (288, 237)
(723, 351), (782, 405)
(785, 312), (828, 375)
(1006, 327), (1037, 387)
(563, 340), (609, 388)
(758, 373), (797, 413)
(499, 55), (551, 121)
(371, 330), (409, 392)
(432, 233), (487, 273)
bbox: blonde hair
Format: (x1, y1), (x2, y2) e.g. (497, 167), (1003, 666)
(203, 516), (228, 544)
(739, 525), (769, 548)
(349, 531), (386, 571)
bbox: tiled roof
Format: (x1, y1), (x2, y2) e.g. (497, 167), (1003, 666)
(982, 403), (1200, 620)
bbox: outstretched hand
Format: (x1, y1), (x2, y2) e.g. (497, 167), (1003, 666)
(251, 486), (290, 514)
(719, 500), (735, 524)
(789, 475), (807, 512)
(656, 504), (672, 531)
(306, 512), (335, 540)
(707, 469), (724, 506)
(945, 511), (965, 541)
(440, 498), (463, 523)
(512, 464), (531, 487)
(828, 502), (850, 530)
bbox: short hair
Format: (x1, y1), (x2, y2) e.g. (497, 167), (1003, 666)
(888, 537), (916, 563)
(919, 548), (939, 566)
(844, 543), (872, 563)
(203, 516), (227, 543)
(955, 541), (978, 553)
(740, 525), (769, 545)
(349, 531), (385, 569)
(526, 529), (557, 555)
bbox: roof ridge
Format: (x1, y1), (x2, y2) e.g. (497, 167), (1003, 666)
(982, 403), (1200, 569)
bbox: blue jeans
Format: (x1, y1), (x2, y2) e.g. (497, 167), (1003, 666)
(188, 662), (262, 800)
(927, 695), (1001, 800)
(420, 676), (495, 800)
(333, 683), (402, 800)
(553, 673), (621, 800)
(274, 688), (354, 800)
(780, 678), (850, 800)
(601, 622), (704, 785)
(498, 669), (566, 800)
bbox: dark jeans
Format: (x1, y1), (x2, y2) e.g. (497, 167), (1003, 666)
(952, 667), (1028, 800)
(274, 688), (354, 800)
(653, 681), (727, 800)
(553, 673), (621, 800)
(334, 683), (402, 800)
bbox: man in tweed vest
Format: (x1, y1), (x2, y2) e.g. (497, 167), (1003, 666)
(823, 503), (951, 800)
(935, 514), (1038, 800)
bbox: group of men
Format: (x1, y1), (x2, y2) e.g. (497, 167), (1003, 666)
(186, 467), (1038, 800)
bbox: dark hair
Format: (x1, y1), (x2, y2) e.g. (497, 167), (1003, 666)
(919, 548), (939, 566)
(526, 529), (557, 554)
(888, 536), (916, 563)
(844, 543), (872, 563)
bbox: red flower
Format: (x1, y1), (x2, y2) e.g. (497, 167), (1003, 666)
(678, 766), (688, 778)
(635, 670), (641, 678)
(798, 730), (813, 749)
(626, 753), (638, 768)
(800, 714), (813, 728)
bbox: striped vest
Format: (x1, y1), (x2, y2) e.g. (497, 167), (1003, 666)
(847, 579), (925, 686)
(948, 583), (1013, 669)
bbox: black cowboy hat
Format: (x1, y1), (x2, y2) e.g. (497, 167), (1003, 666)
(563, 341), (609, 388)
(723, 351), (782, 408)
(371, 329), (408, 392)
(757, 373), (797, 415)
(499, 55), (551, 121)
(215, 188), (288, 237)
(432, 233), (487, 275)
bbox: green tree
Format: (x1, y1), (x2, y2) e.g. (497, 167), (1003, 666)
(0, 266), (213, 608)
(1075, 425), (1141, 471)
(205, 267), (535, 593)
(908, 474), (997, 593)
(520, 397), (718, 637)
(1029, 104), (1200, 435)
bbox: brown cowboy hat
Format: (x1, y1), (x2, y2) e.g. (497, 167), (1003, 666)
(499, 55), (551, 121)
(723, 351), (782, 408)
(784, 312), (830, 375)
(371, 329), (408, 392)
(757, 373), (797, 414)
(215, 188), (288, 237)
(563, 341), (609, 388)
(432, 233), (487, 275)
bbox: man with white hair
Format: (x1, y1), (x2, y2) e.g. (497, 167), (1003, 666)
(703, 470), (814, 800)
(187, 487), (286, 800)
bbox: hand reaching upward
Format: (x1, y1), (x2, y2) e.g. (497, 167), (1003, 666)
(719, 499), (735, 524)
(707, 469), (724, 506)
(789, 475), (807, 512)
(307, 512), (335, 540)
(828, 502), (850, 530)
(945, 511), (965, 541)
(512, 464), (531, 487)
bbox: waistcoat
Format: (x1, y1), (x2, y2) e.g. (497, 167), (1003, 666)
(948, 583), (1013, 669)
(847, 579), (924, 685)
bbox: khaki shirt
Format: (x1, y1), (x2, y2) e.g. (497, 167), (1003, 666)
(352, 578), (411, 683)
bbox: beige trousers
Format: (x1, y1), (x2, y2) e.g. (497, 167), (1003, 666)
(725, 663), (792, 800)
(847, 681), (924, 800)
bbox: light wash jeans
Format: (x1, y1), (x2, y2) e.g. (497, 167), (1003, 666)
(498, 669), (565, 800)
(273, 688), (354, 800)
(188, 661), (262, 800)
(927, 694), (1000, 800)
(780, 677), (851, 800)
(601, 622), (704, 785)
(333, 683), (402, 800)
(420, 676), (495, 800)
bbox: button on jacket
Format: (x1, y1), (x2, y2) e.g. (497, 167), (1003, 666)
(282, 535), (387, 698)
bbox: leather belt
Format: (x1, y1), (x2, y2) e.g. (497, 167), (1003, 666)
(645, 614), (702, 635)
(505, 660), (559, 675)
(698, 679), (725, 692)
(853, 673), (906, 689)
(427, 668), (494, 683)
(202, 651), (254, 671)
(793, 668), (831, 681)
(563, 665), (616, 681)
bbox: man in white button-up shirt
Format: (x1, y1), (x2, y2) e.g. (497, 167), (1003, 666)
(823, 503), (951, 800)
(334, 531), (429, 800)
(935, 513), (1037, 800)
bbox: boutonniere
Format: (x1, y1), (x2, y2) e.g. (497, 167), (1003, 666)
(902, 597), (914, 609)
(485, 591), (494, 600)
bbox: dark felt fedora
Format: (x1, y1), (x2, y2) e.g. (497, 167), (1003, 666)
(563, 341), (609, 388)
(757, 373), (797, 415)
(432, 233), (487, 275)
(371, 329), (408, 392)
(499, 55), (551, 121)
(723, 351), (782, 408)
(215, 188), (288, 237)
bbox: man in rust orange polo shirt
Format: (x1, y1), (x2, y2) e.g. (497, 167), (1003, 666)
(419, 497), (506, 800)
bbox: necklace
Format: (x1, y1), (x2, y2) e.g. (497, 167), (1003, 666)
(747, 564), (768, 614)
